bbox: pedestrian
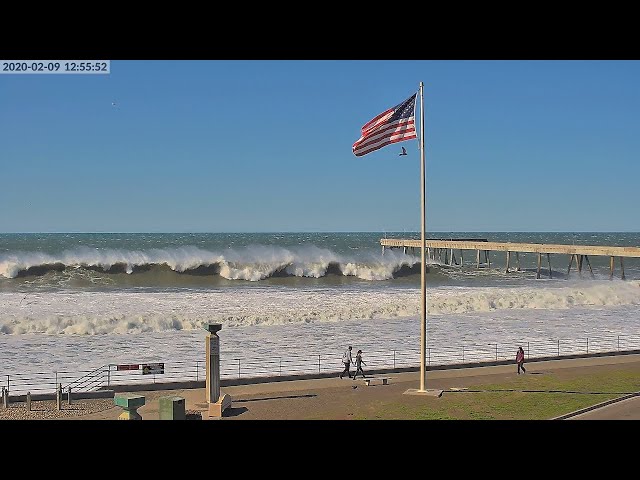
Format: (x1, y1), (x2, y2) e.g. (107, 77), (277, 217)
(353, 349), (366, 380)
(340, 345), (354, 379)
(516, 346), (526, 374)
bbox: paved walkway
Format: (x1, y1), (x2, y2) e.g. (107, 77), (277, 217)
(77, 353), (640, 420)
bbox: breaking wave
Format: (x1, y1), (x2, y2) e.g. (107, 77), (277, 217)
(0, 245), (419, 281)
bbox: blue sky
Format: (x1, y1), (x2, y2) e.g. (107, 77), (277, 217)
(2, 60), (640, 233)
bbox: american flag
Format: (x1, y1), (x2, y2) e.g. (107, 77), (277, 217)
(352, 93), (417, 157)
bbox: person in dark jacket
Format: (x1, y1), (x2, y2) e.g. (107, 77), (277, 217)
(516, 346), (526, 374)
(353, 349), (366, 380)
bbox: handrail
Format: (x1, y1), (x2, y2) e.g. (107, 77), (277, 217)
(1, 332), (639, 396)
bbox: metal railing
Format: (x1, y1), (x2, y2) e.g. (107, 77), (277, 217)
(1, 332), (639, 397)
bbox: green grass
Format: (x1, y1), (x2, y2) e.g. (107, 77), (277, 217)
(353, 367), (639, 420)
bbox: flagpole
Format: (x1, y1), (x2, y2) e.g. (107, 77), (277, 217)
(419, 81), (427, 392)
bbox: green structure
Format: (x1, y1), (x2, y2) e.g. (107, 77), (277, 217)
(159, 396), (186, 420)
(114, 394), (146, 420)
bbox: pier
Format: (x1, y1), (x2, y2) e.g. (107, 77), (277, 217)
(380, 238), (640, 279)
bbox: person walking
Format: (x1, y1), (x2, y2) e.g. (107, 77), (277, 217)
(340, 346), (354, 379)
(352, 349), (366, 380)
(516, 346), (526, 374)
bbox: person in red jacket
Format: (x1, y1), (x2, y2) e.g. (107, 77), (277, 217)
(516, 346), (526, 374)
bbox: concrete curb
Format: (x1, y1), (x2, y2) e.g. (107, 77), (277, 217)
(551, 392), (640, 420)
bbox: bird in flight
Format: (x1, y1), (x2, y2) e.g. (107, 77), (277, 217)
(399, 146), (407, 156)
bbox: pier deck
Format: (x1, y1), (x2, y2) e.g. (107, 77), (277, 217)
(380, 238), (640, 279)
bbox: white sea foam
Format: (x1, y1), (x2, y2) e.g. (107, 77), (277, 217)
(1, 280), (639, 335)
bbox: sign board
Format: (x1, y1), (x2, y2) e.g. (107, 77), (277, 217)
(116, 364), (140, 371)
(142, 363), (165, 375)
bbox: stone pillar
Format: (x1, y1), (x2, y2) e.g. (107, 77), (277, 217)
(206, 325), (221, 403)
(204, 323), (232, 418)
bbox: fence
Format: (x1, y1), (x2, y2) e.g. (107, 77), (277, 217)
(2, 332), (640, 397)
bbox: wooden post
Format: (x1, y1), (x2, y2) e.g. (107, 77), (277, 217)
(516, 252), (520, 271)
(486, 251), (490, 268)
(620, 257), (625, 280)
(537, 253), (542, 279)
(610, 256), (614, 280)
(476, 250), (481, 268)
(584, 255), (595, 278)
(460, 250), (464, 266)
(577, 255), (583, 276)
(567, 254), (574, 276)
(547, 253), (552, 278)
(505, 251), (510, 273)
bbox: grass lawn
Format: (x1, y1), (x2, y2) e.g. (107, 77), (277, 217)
(354, 367), (639, 420)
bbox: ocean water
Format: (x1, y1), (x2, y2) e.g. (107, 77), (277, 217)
(1, 232), (640, 392)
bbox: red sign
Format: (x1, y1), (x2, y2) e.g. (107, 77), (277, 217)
(116, 364), (140, 371)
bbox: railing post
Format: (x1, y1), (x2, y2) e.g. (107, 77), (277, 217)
(56, 383), (62, 411)
(318, 354), (321, 374)
(495, 343), (498, 361)
(393, 350), (396, 369)
(55, 371), (57, 390)
(527, 342), (530, 360)
(107, 365), (111, 388)
(279, 358), (282, 376)
(196, 361), (199, 382)
(462, 346), (465, 363)
(428, 348), (431, 366)
(26, 392), (31, 411)
(557, 339), (560, 357)
(237, 359), (241, 379)
(67, 386), (72, 405)
(587, 337), (589, 355)
(618, 335), (620, 351)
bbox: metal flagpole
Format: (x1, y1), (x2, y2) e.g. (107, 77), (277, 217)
(419, 81), (427, 392)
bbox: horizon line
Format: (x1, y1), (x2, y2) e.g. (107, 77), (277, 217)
(1, 230), (640, 235)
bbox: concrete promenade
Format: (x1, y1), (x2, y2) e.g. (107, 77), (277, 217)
(74, 353), (640, 420)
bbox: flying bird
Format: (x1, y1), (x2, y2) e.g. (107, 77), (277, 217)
(399, 146), (407, 156)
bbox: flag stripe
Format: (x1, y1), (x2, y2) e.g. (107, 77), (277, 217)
(360, 108), (394, 135)
(352, 93), (417, 157)
(353, 131), (417, 157)
(353, 129), (416, 156)
(353, 119), (415, 151)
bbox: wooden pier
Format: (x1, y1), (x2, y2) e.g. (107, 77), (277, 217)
(380, 238), (640, 279)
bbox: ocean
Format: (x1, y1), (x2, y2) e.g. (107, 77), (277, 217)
(1, 232), (640, 393)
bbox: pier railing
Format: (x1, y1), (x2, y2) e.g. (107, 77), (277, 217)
(2, 332), (639, 397)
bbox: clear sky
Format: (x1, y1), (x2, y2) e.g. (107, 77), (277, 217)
(2, 60), (640, 233)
